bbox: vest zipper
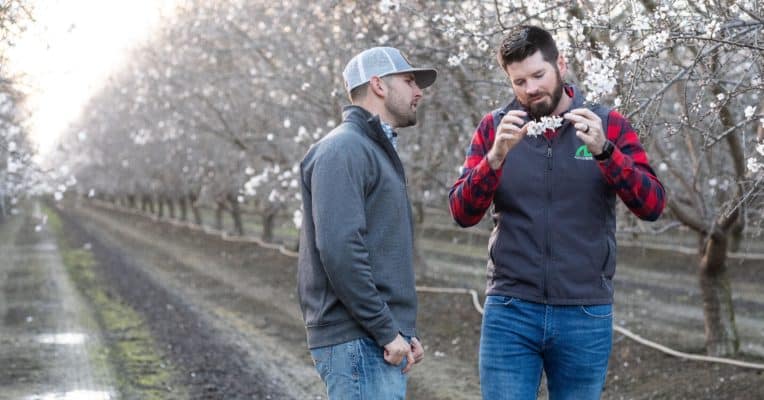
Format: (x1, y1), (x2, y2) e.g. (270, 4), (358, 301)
(544, 144), (552, 301)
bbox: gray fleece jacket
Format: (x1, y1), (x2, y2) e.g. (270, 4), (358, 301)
(297, 105), (417, 350)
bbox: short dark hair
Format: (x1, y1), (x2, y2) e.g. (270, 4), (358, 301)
(496, 25), (559, 70)
(348, 83), (369, 103)
(348, 76), (396, 103)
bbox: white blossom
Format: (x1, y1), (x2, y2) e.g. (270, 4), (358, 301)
(747, 157), (762, 174)
(526, 116), (563, 137)
(268, 189), (282, 203)
(582, 52), (617, 102)
(448, 52), (469, 67)
(643, 31), (669, 54)
(379, 0), (400, 13)
(744, 106), (756, 119)
(293, 209), (303, 229)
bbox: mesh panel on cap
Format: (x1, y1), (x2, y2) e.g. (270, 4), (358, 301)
(343, 57), (361, 89)
(361, 48), (397, 79)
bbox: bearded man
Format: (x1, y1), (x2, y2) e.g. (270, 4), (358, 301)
(449, 26), (665, 400)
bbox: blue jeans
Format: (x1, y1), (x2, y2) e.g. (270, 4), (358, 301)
(479, 295), (612, 400)
(310, 337), (408, 400)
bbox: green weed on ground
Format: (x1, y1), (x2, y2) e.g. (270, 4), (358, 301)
(45, 205), (184, 399)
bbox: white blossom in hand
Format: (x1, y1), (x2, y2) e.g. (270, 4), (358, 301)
(526, 116), (563, 137)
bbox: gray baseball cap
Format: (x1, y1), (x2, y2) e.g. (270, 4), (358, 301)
(342, 47), (437, 92)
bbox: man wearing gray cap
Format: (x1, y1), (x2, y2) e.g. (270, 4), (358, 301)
(297, 47), (436, 399)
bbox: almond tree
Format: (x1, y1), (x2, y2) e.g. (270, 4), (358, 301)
(0, 0), (33, 221)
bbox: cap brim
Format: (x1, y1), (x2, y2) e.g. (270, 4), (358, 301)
(381, 68), (437, 89)
(411, 68), (437, 89)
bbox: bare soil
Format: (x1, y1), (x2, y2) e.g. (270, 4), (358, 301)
(7, 199), (763, 399)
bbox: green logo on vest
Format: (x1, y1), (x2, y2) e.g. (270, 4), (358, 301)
(575, 145), (593, 160)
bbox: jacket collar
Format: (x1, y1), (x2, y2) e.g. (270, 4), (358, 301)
(342, 105), (396, 145)
(341, 105), (405, 176)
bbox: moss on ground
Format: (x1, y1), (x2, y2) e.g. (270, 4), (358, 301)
(45, 205), (184, 399)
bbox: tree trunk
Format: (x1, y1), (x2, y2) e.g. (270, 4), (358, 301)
(147, 196), (155, 214)
(215, 202), (224, 231)
(0, 194), (6, 223)
(167, 198), (176, 219)
(179, 197), (188, 222)
(157, 196), (165, 218)
(698, 235), (739, 356)
(262, 210), (277, 243)
(190, 195), (203, 226)
(412, 201), (430, 278)
(229, 195), (245, 236)
(728, 215), (745, 253)
(127, 194), (136, 209)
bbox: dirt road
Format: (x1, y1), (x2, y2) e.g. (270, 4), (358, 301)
(0, 203), (115, 399)
(2, 200), (763, 399)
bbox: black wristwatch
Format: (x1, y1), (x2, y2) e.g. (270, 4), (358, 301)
(594, 140), (615, 161)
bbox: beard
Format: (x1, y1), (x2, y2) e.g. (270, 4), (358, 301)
(524, 70), (564, 120)
(385, 91), (417, 128)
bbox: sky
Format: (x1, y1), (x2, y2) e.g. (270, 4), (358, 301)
(7, 0), (179, 158)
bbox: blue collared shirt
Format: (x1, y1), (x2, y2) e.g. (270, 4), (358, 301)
(380, 121), (398, 151)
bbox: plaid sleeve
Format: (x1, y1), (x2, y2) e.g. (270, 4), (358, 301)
(598, 110), (666, 221)
(448, 113), (503, 227)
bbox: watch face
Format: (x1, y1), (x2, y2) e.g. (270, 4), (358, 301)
(595, 141), (613, 160)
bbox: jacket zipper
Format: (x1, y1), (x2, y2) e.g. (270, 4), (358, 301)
(544, 144), (553, 301)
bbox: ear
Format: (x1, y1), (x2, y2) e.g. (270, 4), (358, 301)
(556, 54), (567, 77)
(368, 76), (386, 98)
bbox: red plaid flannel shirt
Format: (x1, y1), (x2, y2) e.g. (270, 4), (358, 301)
(449, 105), (666, 227)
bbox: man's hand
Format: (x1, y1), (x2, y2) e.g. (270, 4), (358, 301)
(402, 337), (424, 374)
(384, 334), (413, 367)
(487, 110), (528, 170)
(564, 108), (606, 155)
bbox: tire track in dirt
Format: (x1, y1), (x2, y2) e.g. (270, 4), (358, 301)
(0, 204), (116, 400)
(57, 205), (301, 399)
